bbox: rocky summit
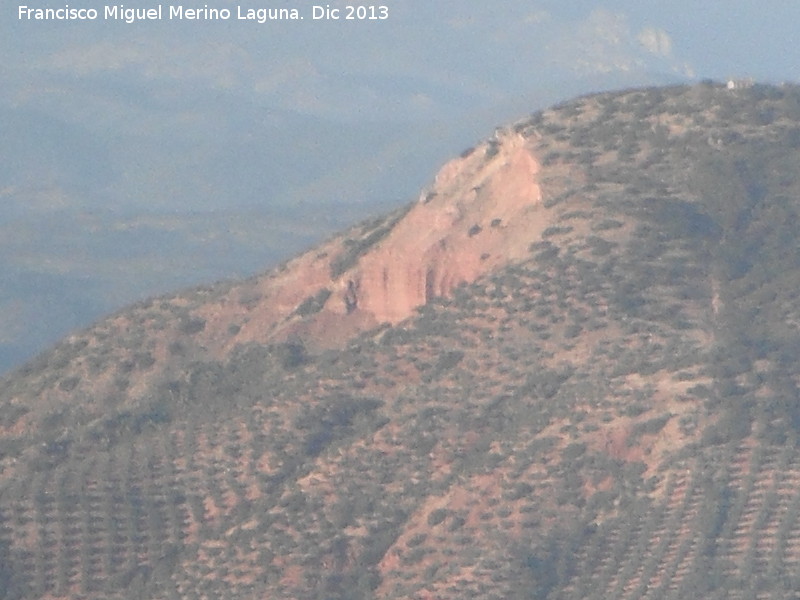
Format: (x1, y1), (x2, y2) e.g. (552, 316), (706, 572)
(4, 81), (800, 599)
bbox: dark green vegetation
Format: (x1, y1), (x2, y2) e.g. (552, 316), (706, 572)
(4, 82), (800, 598)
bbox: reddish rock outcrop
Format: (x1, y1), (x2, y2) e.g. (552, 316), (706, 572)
(331, 132), (543, 323)
(199, 130), (548, 352)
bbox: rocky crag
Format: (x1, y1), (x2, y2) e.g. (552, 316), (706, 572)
(3, 82), (800, 599)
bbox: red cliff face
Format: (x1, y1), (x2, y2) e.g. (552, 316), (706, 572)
(329, 132), (544, 323)
(198, 130), (548, 352)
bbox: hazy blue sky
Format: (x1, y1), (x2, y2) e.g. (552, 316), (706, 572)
(6, 1), (799, 123)
(4, 1), (799, 206)
(2, 1), (800, 373)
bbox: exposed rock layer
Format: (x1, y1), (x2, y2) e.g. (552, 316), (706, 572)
(339, 133), (543, 323)
(199, 131), (547, 352)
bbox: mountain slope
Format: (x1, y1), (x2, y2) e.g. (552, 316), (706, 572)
(3, 82), (800, 599)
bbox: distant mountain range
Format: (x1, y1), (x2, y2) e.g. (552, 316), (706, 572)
(4, 81), (800, 599)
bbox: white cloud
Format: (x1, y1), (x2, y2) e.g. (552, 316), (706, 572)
(638, 27), (673, 57)
(556, 9), (641, 74)
(584, 9), (628, 46)
(543, 9), (689, 77)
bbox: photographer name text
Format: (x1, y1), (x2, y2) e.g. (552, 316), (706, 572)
(17, 4), (389, 24)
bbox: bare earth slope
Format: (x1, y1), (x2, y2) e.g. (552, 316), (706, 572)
(4, 82), (800, 599)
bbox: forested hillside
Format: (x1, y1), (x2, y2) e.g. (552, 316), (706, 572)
(3, 82), (800, 599)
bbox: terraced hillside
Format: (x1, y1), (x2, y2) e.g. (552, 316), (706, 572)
(3, 82), (800, 599)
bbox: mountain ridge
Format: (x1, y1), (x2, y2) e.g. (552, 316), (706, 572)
(3, 81), (800, 599)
